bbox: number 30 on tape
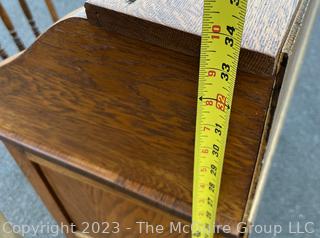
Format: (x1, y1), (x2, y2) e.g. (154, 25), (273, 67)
(192, 0), (247, 237)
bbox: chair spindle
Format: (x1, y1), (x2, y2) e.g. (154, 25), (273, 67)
(0, 46), (8, 60)
(18, 0), (40, 37)
(44, 0), (58, 22)
(0, 0), (60, 59)
(0, 2), (25, 51)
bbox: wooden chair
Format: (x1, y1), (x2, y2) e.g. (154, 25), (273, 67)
(0, 0), (58, 59)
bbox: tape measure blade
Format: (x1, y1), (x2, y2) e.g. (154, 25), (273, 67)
(192, 0), (248, 237)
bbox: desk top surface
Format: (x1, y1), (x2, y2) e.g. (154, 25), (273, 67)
(0, 17), (276, 236)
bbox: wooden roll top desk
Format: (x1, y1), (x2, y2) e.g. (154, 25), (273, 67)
(0, 0), (308, 237)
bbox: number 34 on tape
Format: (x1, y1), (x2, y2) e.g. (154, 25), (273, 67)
(192, 0), (248, 238)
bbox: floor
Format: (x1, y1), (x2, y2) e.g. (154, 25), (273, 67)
(251, 8), (320, 238)
(0, 1), (319, 238)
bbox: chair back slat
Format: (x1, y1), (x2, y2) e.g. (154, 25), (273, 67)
(0, 0), (60, 59)
(0, 46), (8, 59)
(18, 0), (40, 37)
(0, 2), (25, 51)
(44, 0), (58, 22)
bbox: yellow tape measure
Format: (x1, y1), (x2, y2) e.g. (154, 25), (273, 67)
(192, 0), (247, 237)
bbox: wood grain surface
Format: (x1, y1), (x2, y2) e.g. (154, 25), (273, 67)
(0, 18), (276, 236)
(27, 151), (232, 238)
(86, 0), (302, 75)
(85, 3), (276, 76)
(41, 161), (190, 238)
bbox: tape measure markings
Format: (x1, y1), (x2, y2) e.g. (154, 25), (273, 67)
(192, 0), (247, 237)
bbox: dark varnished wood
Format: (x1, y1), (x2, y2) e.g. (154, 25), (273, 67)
(0, 18), (275, 237)
(26, 151), (229, 238)
(85, 3), (276, 77)
(86, 0), (304, 77)
(85, 2), (201, 58)
(33, 153), (189, 237)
